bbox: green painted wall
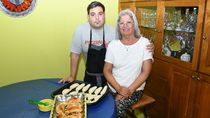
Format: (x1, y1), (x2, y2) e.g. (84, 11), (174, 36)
(0, 0), (118, 86)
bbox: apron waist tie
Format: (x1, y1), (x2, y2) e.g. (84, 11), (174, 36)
(86, 71), (103, 86)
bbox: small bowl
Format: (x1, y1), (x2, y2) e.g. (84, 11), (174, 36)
(38, 99), (54, 112)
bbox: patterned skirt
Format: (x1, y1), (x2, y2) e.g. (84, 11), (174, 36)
(110, 90), (143, 118)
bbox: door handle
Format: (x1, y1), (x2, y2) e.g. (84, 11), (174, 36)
(192, 75), (198, 80)
(192, 73), (201, 80)
(202, 35), (206, 40)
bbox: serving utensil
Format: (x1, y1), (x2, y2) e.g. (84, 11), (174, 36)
(28, 99), (49, 106)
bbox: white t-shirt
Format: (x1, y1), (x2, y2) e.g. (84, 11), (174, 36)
(104, 37), (153, 92)
(71, 23), (116, 62)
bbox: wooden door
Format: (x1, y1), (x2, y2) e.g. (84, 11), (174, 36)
(156, 0), (205, 71)
(144, 59), (170, 118)
(167, 65), (193, 118)
(187, 73), (210, 118)
(199, 0), (210, 75)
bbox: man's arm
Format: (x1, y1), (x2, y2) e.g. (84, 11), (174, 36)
(59, 52), (80, 83)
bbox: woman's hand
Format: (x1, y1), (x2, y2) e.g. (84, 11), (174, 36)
(118, 86), (132, 98)
(115, 87), (133, 101)
(115, 93), (125, 101)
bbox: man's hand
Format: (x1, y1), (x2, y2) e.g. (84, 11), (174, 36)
(146, 43), (155, 53)
(58, 75), (74, 83)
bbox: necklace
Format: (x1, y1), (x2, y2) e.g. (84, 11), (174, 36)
(121, 38), (138, 51)
(124, 45), (129, 51)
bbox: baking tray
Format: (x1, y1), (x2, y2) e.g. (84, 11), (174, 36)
(51, 80), (108, 105)
(50, 93), (86, 118)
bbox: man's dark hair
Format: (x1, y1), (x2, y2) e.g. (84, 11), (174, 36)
(87, 1), (105, 15)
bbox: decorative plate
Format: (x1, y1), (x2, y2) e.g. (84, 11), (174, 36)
(0, 0), (36, 17)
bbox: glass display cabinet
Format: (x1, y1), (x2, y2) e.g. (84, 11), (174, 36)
(162, 7), (198, 63)
(119, 1), (203, 68)
(154, 1), (205, 71)
(136, 6), (157, 43)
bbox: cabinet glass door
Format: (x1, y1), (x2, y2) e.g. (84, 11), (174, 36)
(162, 7), (198, 63)
(136, 6), (157, 43)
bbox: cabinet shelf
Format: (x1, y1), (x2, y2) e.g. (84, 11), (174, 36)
(164, 29), (196, 34)
(139, 25), (156, 30)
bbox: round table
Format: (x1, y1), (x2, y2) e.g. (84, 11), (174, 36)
(0, 78), (116, 118)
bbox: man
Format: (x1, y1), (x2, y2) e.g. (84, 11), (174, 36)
(59, 1), (154, 86)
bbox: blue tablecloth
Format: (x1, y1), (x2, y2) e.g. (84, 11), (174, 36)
(0, 78), (116, 118)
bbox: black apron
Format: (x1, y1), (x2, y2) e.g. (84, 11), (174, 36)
(84, 28), (107, 87)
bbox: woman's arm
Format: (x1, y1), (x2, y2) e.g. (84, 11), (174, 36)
(128, 59), (153, 93)
(103, 62), (121, 92)
(103, 62), (130, 98)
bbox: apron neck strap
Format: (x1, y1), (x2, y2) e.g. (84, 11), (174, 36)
(89, 27), (105, 48)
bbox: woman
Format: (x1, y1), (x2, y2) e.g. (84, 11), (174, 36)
(103, 9), (153, 118)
